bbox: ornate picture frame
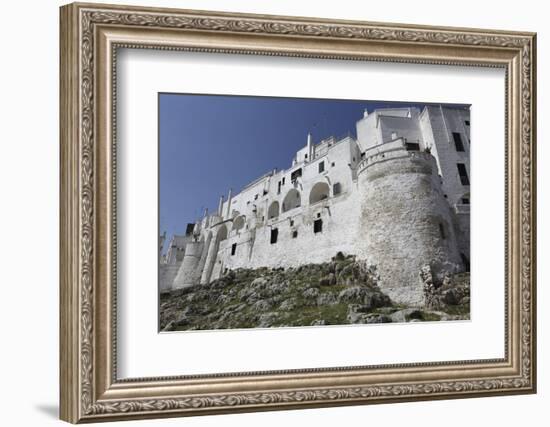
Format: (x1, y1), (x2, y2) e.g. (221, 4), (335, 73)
(60, 2), (536, 423)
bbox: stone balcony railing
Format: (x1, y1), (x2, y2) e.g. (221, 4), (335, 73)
(455, 203), (471, 215)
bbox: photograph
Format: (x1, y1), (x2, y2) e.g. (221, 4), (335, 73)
(57, 2), (536, 423)
(158, 94), (472, 331)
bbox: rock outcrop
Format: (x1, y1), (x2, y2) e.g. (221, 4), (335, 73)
(160, 254), (470, 331)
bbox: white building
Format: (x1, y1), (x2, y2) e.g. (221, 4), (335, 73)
(160, 105), (471, 306)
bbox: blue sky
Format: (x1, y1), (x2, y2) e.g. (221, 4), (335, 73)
(159, 93), (462, 242)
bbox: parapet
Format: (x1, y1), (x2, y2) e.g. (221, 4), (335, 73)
(357, 138), (434, 181)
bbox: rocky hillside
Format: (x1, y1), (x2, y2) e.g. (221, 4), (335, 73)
(160, 253), (470, 331)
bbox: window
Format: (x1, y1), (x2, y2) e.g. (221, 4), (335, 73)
(292, 230), (298, 239)
(331, 162), (335, 167)
(268, 201), (279, 219)
(282, 189), (301, 212)
(232, 215), (245, 231)
(318, 161), (325, 173)
(270, 228), (278, 244)
(231, 243), (237, 256)
(309, 182), (330, 204)
(317, 212), (321, 218)
(277, 181), (281, 194)
(333, 182), (342, 195)
(464, 120), (470, 126)
(457, 163), (470, 185)
(290, 219), (294, 226)
(461, 197), (470, 205)
(452, 132), (465, 152)
(254, 194), (258, 200)
(313, 219), (323, 234)
(282, 177), (285, 185)
(438, 222), (446, 239)
(406, 142), (420, 151)
(291, 168), (302, 182)
(461, 253), (470, 271)
(305, 154), (308, 159)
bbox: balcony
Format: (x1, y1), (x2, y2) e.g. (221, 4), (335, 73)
(455, 203), (470, 215)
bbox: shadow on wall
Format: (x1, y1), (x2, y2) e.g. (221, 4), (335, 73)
(34, 404), (58, 419)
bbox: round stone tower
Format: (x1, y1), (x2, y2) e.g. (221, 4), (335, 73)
(357, 142), (462, 307)
(172, 241), (203, 289)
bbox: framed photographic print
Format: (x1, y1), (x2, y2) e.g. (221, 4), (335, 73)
(59, 2), (537, 423)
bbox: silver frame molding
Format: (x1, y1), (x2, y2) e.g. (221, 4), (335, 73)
(60, 2), (537, 423)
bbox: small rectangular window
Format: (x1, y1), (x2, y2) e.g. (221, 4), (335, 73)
(439, 223), (446, 239)
(290, 219), (294, 227)
(452, 132), (465, 152)
(231, 243), (237, 256)
(465, 120), (470, 126)
(461, 197), (470, 205)
(254, 194), (258, 200)
(282, 177), (285, 185)
(457, 163), (470, 185)
(461, 253), (470, 271)
(318, 161), (325, 173)
(277, 181), (281, 194)
(406, 142), (420, 151)
(331, 162), (335, 167)
(291, 168), (303, 182)
(292, 230), (298, 239)
(270, 228), (278, 244)
(313, 219), (323, 234)
(333, 182), (342, 195)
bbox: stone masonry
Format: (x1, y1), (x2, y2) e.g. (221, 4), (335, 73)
(160, 105), (471, 307)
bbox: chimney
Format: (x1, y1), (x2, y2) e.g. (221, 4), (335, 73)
(307, 132), (312, 162)
(217, 195), (224, 217)
(226, 188), (233, 218)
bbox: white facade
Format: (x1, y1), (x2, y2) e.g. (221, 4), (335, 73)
(159, 234), (190, 292)
(160, 105), (471, 306)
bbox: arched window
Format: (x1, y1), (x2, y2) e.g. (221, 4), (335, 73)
(216, 225), (228, 241)
(232, 215), (245, 231)
(309, 182), (330, 205)
(282, 189), (301, 212)
(267, 201), (280, 219)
